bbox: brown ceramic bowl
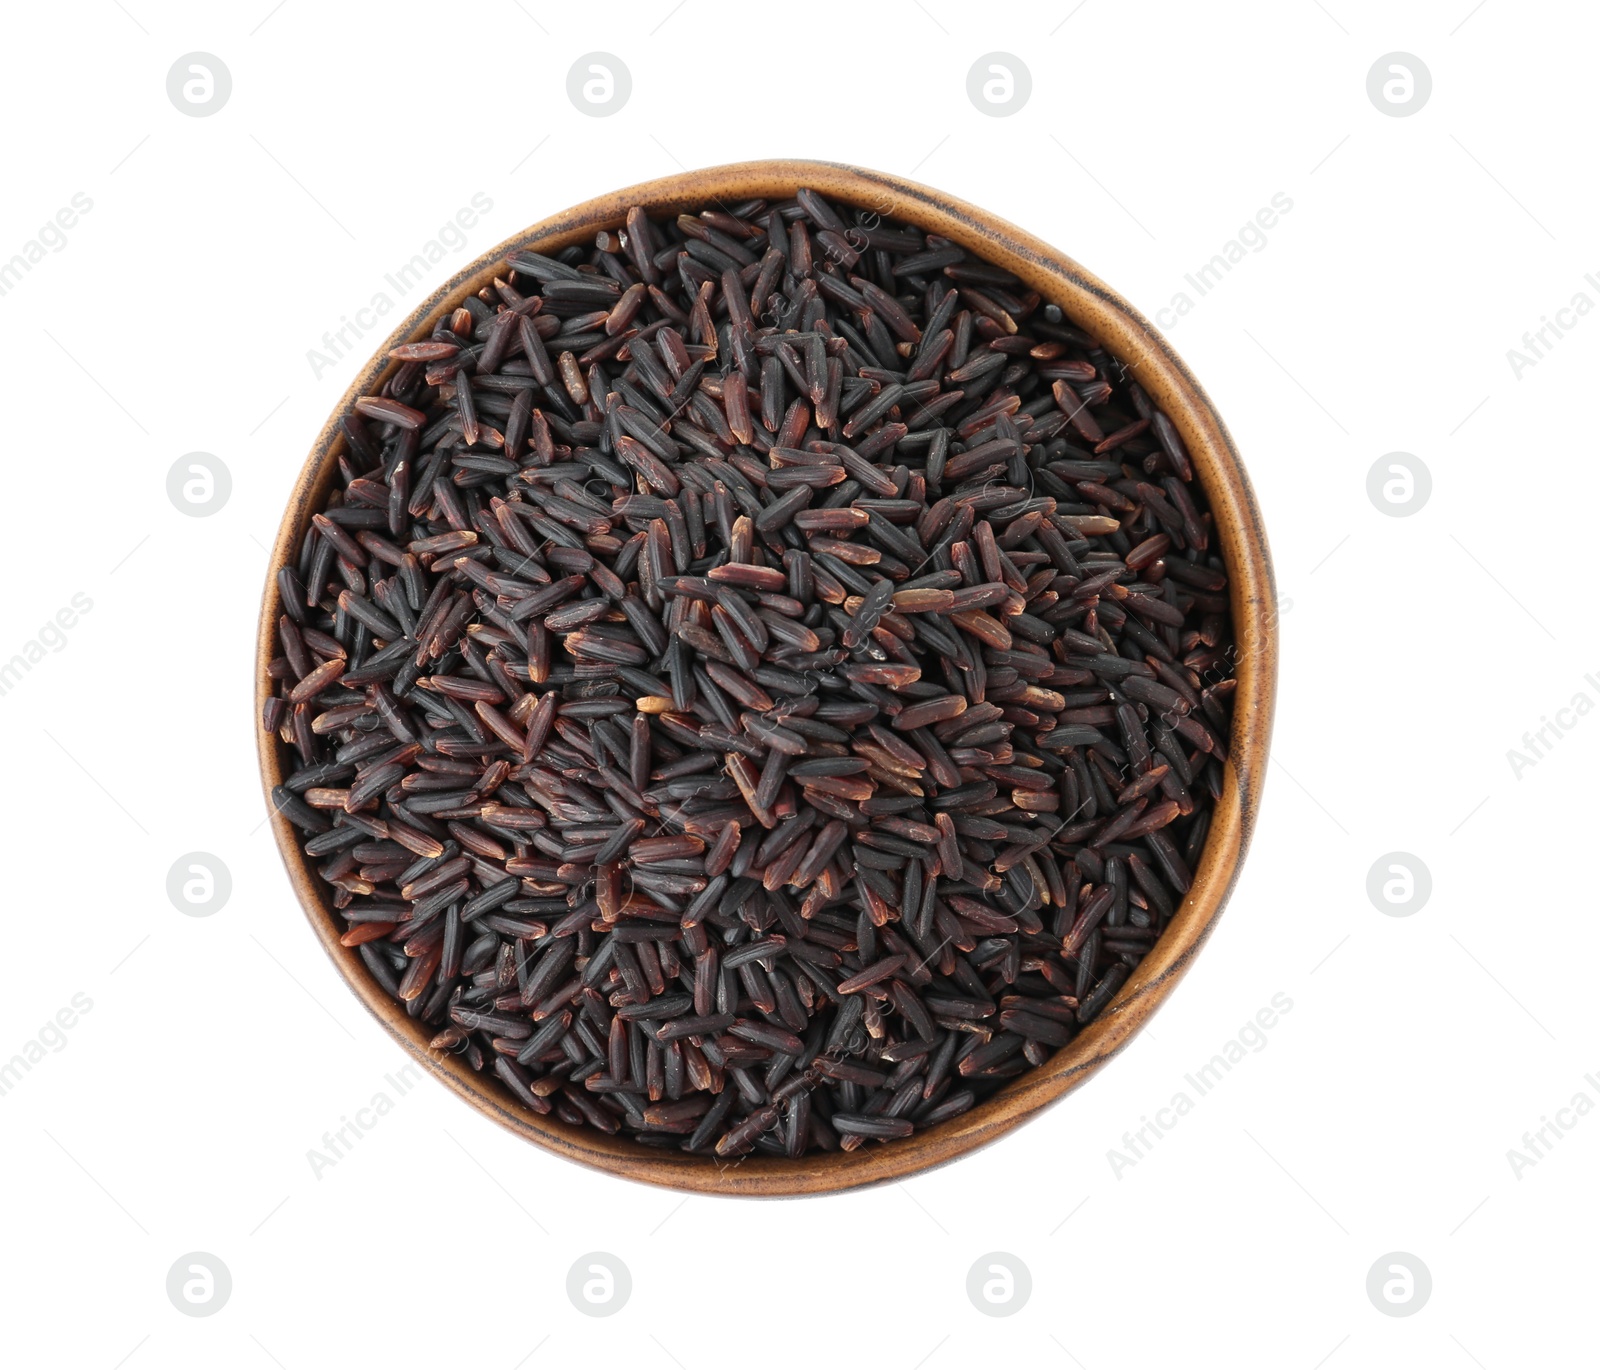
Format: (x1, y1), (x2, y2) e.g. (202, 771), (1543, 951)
(256, 160), (1276, 1196)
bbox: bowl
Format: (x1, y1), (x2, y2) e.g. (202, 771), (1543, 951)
(256, 159), (1277, 1196)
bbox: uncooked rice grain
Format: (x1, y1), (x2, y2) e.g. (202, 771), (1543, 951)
(265, 188), (1236, 1159)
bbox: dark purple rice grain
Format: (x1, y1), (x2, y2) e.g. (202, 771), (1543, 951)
(267, 188), (1235, 1158)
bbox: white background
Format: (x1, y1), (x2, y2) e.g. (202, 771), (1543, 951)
(0, 1), (1593, 1365)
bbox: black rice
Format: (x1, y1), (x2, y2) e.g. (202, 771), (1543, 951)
(265, 188), (1236, 1158)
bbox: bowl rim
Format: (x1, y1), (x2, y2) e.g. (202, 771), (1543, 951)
(256, 158), (1277, 1197)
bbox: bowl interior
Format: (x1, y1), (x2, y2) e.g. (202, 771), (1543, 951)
(257, 160), (1276, 1196)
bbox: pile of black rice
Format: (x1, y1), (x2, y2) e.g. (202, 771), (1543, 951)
(263, 188), (1235, 1158)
